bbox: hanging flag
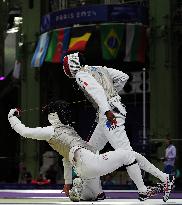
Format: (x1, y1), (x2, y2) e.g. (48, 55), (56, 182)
(100, 24), (125, 60)
(45, 28), (70, 63)
(124, 24), (147, 63)
(67, 26), (93, 52)
(31, 32), (50, 67)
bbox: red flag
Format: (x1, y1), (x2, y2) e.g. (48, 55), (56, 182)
(45, 28), (70, 63)
(67, 26), (94, 52)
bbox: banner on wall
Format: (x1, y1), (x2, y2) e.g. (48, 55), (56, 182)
(41, 4), (148, 33)
(41, 5), (107, 33)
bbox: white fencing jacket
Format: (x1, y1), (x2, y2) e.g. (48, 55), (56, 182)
(76, 66), (129, 115)
(8, 112), (95, 184)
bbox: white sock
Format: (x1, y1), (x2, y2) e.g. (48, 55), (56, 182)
(126, 162), (147, 193)
(134, 152), (168, 182)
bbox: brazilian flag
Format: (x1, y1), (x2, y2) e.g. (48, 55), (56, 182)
(100, 23), (125, 60)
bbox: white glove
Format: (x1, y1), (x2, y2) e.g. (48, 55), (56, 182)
(8, 108), (22, 129)
(8, 108), (20, 119)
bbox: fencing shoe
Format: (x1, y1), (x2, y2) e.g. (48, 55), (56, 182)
(162, 175), (175, 202)
(138, 185), (161, 201)
(96, 192), (106, 200)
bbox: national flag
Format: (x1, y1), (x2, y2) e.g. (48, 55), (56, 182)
(67, 27), (93, 52)
(31, 32), (50, 67)
(100, 24), (125, 60)
(45, 28), (70, 63)
(124, 24), (147, 63)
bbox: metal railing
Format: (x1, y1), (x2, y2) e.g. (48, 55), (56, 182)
(49, 0), (149, 12)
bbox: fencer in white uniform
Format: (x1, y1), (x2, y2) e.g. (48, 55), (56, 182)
(8, 108), (157, 201)
(62, 52), (175, 202)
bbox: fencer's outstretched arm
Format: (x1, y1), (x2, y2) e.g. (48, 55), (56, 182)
(8, 109), (54, 141)
(8, 109), (73, 185)
(104, 67), (129, 92)
(75, 71), (111, 115)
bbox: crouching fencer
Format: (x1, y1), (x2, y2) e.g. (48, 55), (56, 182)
(8, 106), (160, 202)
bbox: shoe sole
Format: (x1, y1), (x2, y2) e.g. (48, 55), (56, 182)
(138, 197), (149, 201)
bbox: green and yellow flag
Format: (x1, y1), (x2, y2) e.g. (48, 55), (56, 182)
(100, 24), (125, 60)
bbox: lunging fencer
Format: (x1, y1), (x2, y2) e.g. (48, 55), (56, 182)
(8, 105), (160, 202)
(62, 52), (175, 202)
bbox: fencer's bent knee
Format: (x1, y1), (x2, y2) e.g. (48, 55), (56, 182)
(123, 150), (136, 166)
(124, 160), (137, 168)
